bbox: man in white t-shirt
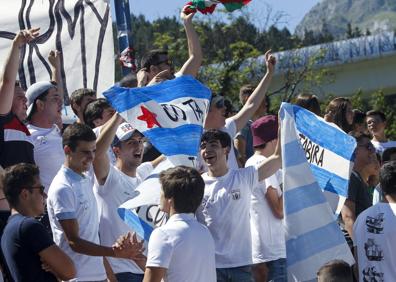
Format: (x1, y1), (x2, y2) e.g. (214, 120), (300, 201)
(203, 51), (276, 170)
(366, 110), (396, 155)
(47, 123), (144, 281)
(25, 80), (64, 192)
(144, 166), (216, 282)
(246, 115), (286, 282)
(196, 129), (281, 281)
(93, 113), (164, 282)
(353, 161), (396, 281)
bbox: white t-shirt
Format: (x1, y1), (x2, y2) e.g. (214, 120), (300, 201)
(94, 162), (153, 274)
(93, 126), (117, 165)
(146, 213), (216, 282)
(245, 154), (286, 263)
(47, 165), (106, 281)
(353, 203), (396, 281)
(196, 166), (258, 268)
(27, 124), (64, 192)
(371, 140), (396, 154)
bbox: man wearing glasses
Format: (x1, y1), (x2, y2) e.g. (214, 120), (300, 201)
(138, 9), (202, 87)
(93, 113), (164, 282)
(1, 163), (76, 281)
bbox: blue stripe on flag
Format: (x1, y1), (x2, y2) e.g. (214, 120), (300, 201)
(293, 106), (356, 160)
(286, 221), (347, 266)
(310, 165), (349, 198)
(104, 76), (211, 113)
(144, 124), (203, 156)
(283, 140), (307, 168)
(284, 182), (327, 215)
(118, 208), (153, 241)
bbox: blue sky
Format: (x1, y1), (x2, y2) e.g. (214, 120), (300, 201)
(123, 0), (321, 32)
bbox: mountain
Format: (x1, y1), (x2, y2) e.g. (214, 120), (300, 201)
(295, 0), (396, 38)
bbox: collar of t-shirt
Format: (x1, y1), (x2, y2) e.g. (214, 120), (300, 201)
(167, 213), (195, 224)
(202, 170), (231, 182)
(61, 165), (87, 182)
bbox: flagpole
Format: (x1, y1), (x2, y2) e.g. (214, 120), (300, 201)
(113, 0), (135, 76)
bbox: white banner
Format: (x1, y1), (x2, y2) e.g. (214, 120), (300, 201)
(0, 0), (114, 110)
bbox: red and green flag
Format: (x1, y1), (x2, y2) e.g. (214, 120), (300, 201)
(184, 0), (251, 15)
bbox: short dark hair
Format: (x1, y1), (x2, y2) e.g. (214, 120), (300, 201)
(352, 109), (366, 125)
(141, 49), (168, 70)
(239, 84), (255, 104)
(62, 123), (96, 151)
(159, 166), (204, 213)
(201, 129), (231, 149)
(83, 98), (112, 128)
(119, 73), (138, 88)
(380, 161), (396, 195)
(317, 260), (352, 282)
(70, 88), (96, 115)
(382, 147), (396, 163)
(366, 110), (386, 122)
(295, 93), (321, 116)
(3, 163), (40, 208)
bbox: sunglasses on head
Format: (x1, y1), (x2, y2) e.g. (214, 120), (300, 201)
(357, 142), (375, 152)
(154, 58), (173, 67)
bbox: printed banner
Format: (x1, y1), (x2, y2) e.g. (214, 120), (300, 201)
(280, 103), (355, 281)
(104, 75), (212, 240)
(0, 0), (114, 109)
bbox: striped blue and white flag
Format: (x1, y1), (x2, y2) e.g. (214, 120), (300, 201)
(103, 75), (211, 240)
(280, 102), (355, 281)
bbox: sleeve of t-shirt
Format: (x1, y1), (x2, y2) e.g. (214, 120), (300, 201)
(235, 123), (249, 140)
(347, 174), (359, 202)
(137, 162), (154, 180)
(95, 165), (117, 195)
(146, 228), (173, 269)
(240, 166), (259, 192)
(51, 185), (77, 220)
(264, 171), (282, 195)
(225, 118), (237, 139)
(21, 218), (54, 254)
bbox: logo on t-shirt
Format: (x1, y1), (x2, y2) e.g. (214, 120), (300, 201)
(365, 213), (384, 234)
(231, 189), (241, 200)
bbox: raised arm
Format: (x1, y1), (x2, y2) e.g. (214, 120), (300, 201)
(93, 112), (123, 185)
(176, 10), (202, 77)
(0, 28), (39, 115)
(231, 50), (276, 132)
(48, 50), (64, 100)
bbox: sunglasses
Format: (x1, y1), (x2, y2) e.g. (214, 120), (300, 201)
(211, 96), (225, 109)
(28, 185), (45, 195)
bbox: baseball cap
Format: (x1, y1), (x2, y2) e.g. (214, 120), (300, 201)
(26, 81), (56, 117)
(112, 122), (138, 146)
(251, 115), (278, 147)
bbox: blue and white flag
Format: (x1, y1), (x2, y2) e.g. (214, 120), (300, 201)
(280, 103), (355, 281)
(103, 76), (211, 240)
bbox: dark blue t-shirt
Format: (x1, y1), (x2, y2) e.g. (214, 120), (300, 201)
(1, 214), (57, 282)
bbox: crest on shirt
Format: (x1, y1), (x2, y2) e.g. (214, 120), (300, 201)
(231, 189), (241, 200)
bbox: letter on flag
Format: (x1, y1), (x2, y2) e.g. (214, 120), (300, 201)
(103, 75), (211, 240)
(280, 103), (355, 281)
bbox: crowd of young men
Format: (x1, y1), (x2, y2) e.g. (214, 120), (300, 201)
(1, 8), (396, 282)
